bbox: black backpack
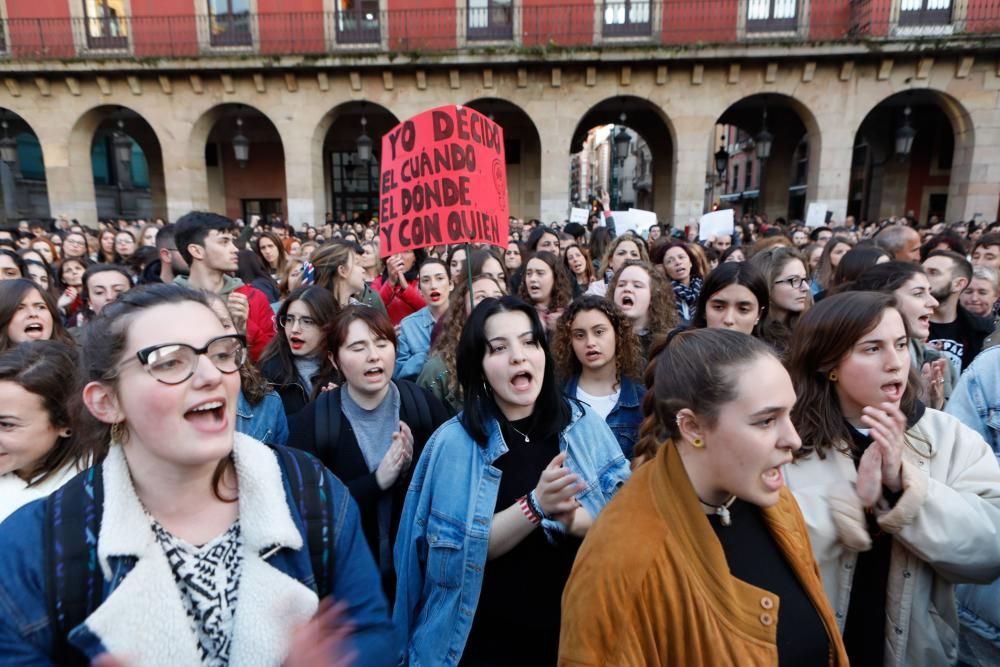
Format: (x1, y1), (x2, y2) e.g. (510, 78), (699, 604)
(44, 445), (334, 666)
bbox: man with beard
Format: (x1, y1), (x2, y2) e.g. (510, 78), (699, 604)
(923, 250), (993, 373)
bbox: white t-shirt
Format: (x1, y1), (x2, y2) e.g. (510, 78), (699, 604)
(575, 385), (621, 420)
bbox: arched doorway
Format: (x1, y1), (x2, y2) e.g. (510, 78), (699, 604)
(0, 110), (50, 223)
(569, 96), (673, 223)
(88, 107), (165, 221)
(713, 94), (818, 223)
(465, 98), (542, 221)
(202, 104), (286, 223)
(317, 101), (398, 226)
(848, 90), (960, 225)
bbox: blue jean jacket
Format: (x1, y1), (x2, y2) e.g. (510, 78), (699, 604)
(391, 401), (630, 666)
(236, 389), (289, 446)
(394, 307), (435, 381)
(564, 374), (645, 459)
(946, 344), (1000, 663)
(0, 444), (394, 666)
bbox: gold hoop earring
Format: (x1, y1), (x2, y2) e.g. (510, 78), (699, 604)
(692, 438), (704, 448)
(110, 421), (128, 444)
(828, 371), (838, 382)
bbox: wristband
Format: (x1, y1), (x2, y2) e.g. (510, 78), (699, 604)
(517, 495), (541, 525)
(527, 490), (549, 521)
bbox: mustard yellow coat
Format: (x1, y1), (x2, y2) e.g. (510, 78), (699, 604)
(559, 442), (848, 666)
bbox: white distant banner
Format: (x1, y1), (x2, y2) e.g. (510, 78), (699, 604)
(805, 202), (828, 228)
(611, 208), (658, 236)
(698, 209), (735, 241)
(569, 207), (589, 224)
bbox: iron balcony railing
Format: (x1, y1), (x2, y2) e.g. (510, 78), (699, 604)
(0, 1), (996, 60)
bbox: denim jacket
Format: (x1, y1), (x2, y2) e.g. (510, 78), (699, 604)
(0, 435), (395, 666)
(564, 374), (645, 459)
(394, 307), (435, 381)
(945, 344), (1000, 664)
(392, 401), (630, 666)
(236, 389), (289, 446)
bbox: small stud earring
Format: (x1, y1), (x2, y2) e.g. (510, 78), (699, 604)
(828, 371), (838, 382)
(692, 438), (704, 448)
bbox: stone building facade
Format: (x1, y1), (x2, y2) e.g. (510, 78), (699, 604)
(0, 0), (998, 228)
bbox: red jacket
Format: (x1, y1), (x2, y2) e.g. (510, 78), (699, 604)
(235, 284), (276, 362)
(372, 276), (426, 326)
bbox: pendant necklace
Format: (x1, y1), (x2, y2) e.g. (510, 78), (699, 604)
(507, 422), (531, 443)
(699, 495), (737, 527)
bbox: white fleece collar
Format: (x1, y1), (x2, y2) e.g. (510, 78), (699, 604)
(84, 434), (317, 666)
(97, 433), (302, 577)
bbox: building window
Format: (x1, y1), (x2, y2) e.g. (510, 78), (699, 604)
(899, 0), (952, 26)
(731, 164), (739, 193)
(468, 0), (513, 40)
(83, 0), (128, 49)
(331, 151), (379, 219)
(337, 0), (380, 45)
(747, 0), (797, 32)
(208, 0), (252, 47)
(603, 0), (651, 37)
(745, 161), (753, 190)
(792, 138), (808, 186)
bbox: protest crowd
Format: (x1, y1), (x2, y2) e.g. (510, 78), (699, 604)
(0, 113), (1000, 667)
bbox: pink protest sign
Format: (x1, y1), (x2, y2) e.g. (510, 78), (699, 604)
(378, 105), (508, 258)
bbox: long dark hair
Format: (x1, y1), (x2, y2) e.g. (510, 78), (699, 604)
(457, 296), (571, 446)
(829, 244), (892, 292)
(81, 283), (236, 501)
(258, 285), (339, 393)
(0, 279), (74, 353)
(254, 231), (287, 273)
(691, 261), (769, 333)
(844, 260), (924, 294)
(631, 328), (775, 467)
(0, 340), (96, 484)
(518, 250), (573, 311)
(785, 291), (920, 460)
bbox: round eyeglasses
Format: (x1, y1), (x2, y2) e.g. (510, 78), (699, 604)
(128, 334), (247, 385)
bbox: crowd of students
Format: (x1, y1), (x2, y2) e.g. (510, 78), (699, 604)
(0, 208), (998, 666)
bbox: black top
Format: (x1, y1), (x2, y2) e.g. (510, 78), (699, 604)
(461, 416), (580, 666)
(927, 305), (993, 372)
(286, 380), (450, 603)
(709, 500), (830, 666)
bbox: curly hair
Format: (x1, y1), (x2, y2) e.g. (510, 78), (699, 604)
(607, 260), (679, 336)
(518, 251), (573, 312)
(553, 294), (642, 388)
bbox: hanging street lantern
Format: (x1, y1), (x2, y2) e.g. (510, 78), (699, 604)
(113, 118), (132, 166)
(356, 115), (372, 163)
(895, 106), (916, 159)
(0, 118), (17, 166)
(232, 116), (250, 168)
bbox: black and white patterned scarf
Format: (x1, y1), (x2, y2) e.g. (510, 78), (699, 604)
(672, 276), (703, 323)
(152, 520), (243, 666)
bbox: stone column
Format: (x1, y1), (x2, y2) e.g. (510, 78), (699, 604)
(670, 115), (716, 230)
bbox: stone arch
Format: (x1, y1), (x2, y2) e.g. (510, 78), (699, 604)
(464, 98), (542, 221)
(712, 93), (822, 222)
(569, 96), (676, 223)
(849, 88), (971, 224)
(0, 109), (50, 223)
(189, 103), (286, 222)
(311, 101), (399, 224)
(68, 104), (166, 222)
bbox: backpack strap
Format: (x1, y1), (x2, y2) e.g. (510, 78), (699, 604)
(314, 389), (342, 466)
(397, 379), (433, 442)
(270, 445), (335, 599)
(45, 466), (104, 667)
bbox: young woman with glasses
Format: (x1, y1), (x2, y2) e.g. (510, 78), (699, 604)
(750, 246), (812, 356)
(0, 284), (394, 665)
(258, 286), (339, 417)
